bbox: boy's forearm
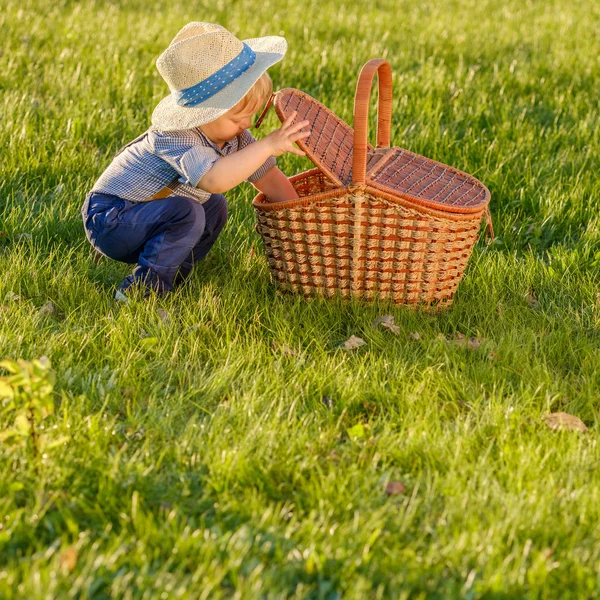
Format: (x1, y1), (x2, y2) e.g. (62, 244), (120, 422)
(197, 139), (272, 194)
(253, 167), (299, 203)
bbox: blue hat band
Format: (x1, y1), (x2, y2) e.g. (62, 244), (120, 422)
(173, 43), (257, 108)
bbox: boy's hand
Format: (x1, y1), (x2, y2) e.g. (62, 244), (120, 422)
(262, 111), (310, 157)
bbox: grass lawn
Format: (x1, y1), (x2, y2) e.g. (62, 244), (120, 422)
(1, 0), (600, 597)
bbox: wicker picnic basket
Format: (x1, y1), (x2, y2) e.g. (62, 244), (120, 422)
(253, 59), (492, 306)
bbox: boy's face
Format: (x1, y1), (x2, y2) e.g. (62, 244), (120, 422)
(199, 106), (256, 148)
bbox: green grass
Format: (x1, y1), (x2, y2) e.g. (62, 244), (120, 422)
(1, 0), (600, 597)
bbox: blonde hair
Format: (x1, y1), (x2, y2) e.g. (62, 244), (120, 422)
(229, 72), (273, 115)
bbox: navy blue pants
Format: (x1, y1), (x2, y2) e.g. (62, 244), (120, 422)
(81, 192), (228, 293)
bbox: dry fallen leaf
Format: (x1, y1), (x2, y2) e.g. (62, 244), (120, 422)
(373, 315), (400, 335)
(525, 289), (540, 309)
(466, 337), (482, 350)
(157, 308), (170, 324)
(449, 332), (484, 350)
(543, 412), (587, 432)
(39, 301), (54, 315)
(328, 450), (341, 463)
(340, 335), (366, 350)
(126, 426), (146, 441)
(385, 481), (406, 496)
(5, 292), (21, 303)
(59, 546), (78, 572)
(321, 396), (333, 409)
(272, 340), (297, 357)
(408, 332), (421, 341)
(363, 400), (376, 413)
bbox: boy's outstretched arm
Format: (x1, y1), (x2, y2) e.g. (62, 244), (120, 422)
(252, 167), (299, 203)
(197, 112), (309, 195)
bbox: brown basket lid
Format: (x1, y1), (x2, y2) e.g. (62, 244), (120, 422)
(273, 88), (490, 214)
(366, 148), (490, 213)
(274, 88), (373, 187)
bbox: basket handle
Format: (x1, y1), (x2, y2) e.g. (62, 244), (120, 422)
(352, 59), (393, 186)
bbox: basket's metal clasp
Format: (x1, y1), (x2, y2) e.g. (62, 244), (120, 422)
(254, 93), (276, 129)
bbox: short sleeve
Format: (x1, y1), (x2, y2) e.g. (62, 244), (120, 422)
(238, 130), (277, 182)
(150, 130), (219, 188)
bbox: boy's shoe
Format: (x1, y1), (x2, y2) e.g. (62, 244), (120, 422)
(115, 289), (129, 303)
(115, 275), (163, 302)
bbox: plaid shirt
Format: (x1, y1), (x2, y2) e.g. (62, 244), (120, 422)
(91, 127), (276, 203)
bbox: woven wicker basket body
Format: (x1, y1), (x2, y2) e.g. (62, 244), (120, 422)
(253, 60), (491, 306)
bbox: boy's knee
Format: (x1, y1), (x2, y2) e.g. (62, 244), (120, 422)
(166, 197), (205, 234)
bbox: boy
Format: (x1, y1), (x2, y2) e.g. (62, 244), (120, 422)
(81, 22), (310, 300)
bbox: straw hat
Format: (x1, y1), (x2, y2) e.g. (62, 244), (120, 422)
(151, 22), (287, 131)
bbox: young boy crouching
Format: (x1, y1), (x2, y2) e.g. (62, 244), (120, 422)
(82, 22), (309, 300)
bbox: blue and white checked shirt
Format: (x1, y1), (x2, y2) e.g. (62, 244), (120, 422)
(91, 127), (276, 204)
